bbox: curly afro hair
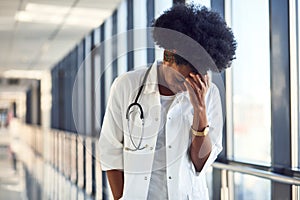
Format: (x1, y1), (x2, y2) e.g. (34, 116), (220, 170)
(152, 4), (237, 72)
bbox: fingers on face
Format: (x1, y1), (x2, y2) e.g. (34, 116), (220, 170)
(189, 73), (200, 86)
(185, 76), (196, 90)
(184, 77), (201, 101)
(184, 81), (197, 99)
(196, 73), (209, 88)
(187, 73), (209, 90)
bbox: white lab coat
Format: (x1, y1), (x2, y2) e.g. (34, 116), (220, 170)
(99, 61), (223, 200)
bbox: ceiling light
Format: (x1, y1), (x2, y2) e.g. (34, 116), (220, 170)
(26, 3), (69, 15)
(2, 70), (46, 79)
(14, 3), (112, 27)
(15, 11), (33, 22)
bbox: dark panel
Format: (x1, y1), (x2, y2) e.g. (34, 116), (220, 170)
(63, 57), (69, 131)
(25, 89), (32, 124)
(90, 30), (97, 197)
(147, 0), (155, 64)
(212, 168), (222, 200)
(85, 35), (92, 136)
(127, 0), (134, 71)
(211, 1), (225, 200)
(269, 0), (292, 199)
(100, 22), (108, 200)
(51, 68), (55, 128)
(91, 142), (96, 196)
(82, 38), (87, 190)
(70, 47), (78, 133)
(210, 0), (227, 161)
(112, 10), (118, 80)
(100, 24), (106, 125)
(37, 80), (41, 125)
(62, 58), (66, 130)
(272, 184), (291, 200)
(13, 102), (17, 117)
(91, 31), (96, 137)
(51, 66), (59, 129)
(58, 66), (65, 130)
(77, 40), (86, 135)
(65, 55), (72, 131)
(270, 0), (291, 171)
(51, 70), (54, 128)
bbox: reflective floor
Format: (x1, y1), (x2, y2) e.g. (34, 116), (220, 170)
(0, 126), (25, 200)
(0, 119), (101, 200)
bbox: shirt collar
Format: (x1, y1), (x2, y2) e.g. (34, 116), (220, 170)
(143, 60), (160, 94)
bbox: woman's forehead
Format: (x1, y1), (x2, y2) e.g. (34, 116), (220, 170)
(178, 64), (198, 74)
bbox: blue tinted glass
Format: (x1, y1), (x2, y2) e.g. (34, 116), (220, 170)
(231, 0), (271, 165)
(234, 173), (271, 200)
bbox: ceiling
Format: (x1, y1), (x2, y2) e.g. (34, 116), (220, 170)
(0, 0), (122, 75)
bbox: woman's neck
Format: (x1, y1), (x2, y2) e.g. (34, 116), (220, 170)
(157, 63), (175, 96)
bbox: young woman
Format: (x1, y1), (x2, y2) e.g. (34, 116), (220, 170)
(99, 4), (236, 200)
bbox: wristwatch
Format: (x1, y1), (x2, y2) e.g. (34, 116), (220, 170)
(191, 125), (209, 137)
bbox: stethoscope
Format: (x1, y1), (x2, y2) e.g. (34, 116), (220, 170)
(125, 65), (152, 151)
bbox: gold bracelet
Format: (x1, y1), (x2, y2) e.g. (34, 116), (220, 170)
(191, 125), (209, 137)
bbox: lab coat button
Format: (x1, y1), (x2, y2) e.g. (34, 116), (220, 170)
(150, 147), (153, 150)
(144, 176), (148, 180)
(168, 176), (172, 179)
(155, 117), (158, 121)
(168, 145), (172, 148)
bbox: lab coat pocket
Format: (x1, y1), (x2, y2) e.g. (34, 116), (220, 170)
(123, 147), (154, 173)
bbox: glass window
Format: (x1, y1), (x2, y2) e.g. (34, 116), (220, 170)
(117, 0), (128, 75)
(103, 15), (116, 200)
(133, 0), (147, 69)
(298, 0), (300, 169)
(154, 0), (172, 19)
(85, 35), (92, 135)
(186, 0), (210, 7)
(76, 40), (85, 135)
(231, 0), (271, 165)
(104, 17), (113, 105)
(93, 28), (101, 136)
(154, 0), (172, 60)
(234, 173), (271, 200)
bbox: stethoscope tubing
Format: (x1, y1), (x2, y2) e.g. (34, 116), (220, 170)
(125, 65), (152, 151)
